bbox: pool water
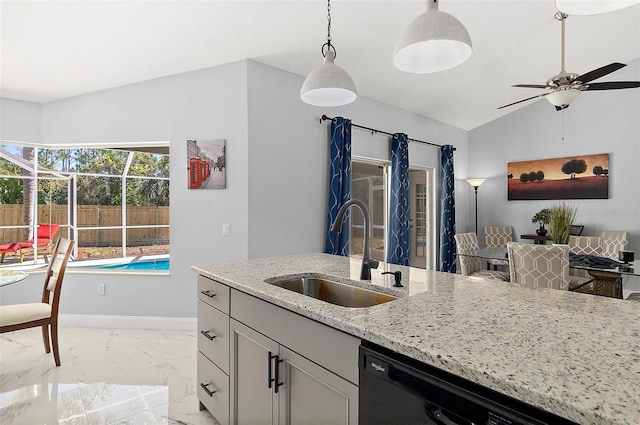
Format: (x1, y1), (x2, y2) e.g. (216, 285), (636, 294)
(87, 259), (169, 271)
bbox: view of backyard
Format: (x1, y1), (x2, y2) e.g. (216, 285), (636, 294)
(0, 144), (170, 267)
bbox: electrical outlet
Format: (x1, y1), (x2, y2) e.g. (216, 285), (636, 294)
(98, 283), (105, 295)
(223, 223), (231, 236)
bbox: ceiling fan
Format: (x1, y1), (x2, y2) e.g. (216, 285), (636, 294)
(498, 12), (640, 111)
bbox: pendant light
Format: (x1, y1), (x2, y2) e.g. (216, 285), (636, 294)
(393, 0), (472, 73)
(300, 0), (357, 107)
(556, 0), (640, 15)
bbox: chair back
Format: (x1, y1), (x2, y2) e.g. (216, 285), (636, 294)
(454, 233), (482, 276)
(568, 236), (602, 256)
(507, 242), (569, 291)
(483, 226), (513, 248)
(594, 231), (628, 260)
(42, 238), (74, 318)
(37, 224), (60, 240)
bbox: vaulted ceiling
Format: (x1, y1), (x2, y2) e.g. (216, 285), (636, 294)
(1, 1), (639, 130)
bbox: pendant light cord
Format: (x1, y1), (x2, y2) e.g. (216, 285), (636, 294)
(322, 0), (336, 58)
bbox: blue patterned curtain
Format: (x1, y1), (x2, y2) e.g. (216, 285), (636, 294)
(325, 117), (352, 256)
(387, 133), (411, 266)
(439, 145), (456, 273)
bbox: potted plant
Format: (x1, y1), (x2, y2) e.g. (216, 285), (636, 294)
(547, 202), (578, 244)
(531, 208), (550, 236)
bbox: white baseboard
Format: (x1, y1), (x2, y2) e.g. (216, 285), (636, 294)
(59, 314), (196, 331)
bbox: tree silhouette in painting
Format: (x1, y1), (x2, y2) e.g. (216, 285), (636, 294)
(528, 171), (537, 182)
(593, 165), (604, 176)
(520, 173), (529, 183)
(561, 159), (587, 179)
(536, 170), (544, 182)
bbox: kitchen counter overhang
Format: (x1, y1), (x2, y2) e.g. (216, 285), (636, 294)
(192, 253), (640, 425)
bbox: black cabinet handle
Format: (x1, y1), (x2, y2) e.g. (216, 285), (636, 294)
(200, 330), (216, 341)
(268, 351), (275, 389)
(200, 382), (216, 397)
(274, 355), (284, 394)
(200, 290), (216, 298)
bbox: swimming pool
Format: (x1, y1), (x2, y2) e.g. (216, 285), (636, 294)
(72, 257), (169, 271)
(99, 259), (169, 270)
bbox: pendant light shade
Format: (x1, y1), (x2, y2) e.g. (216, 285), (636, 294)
(393, 0), (472, 73)
(300, 0), (357, 107)
(300, 50), (357, 107)
(555, 0), (640, 15)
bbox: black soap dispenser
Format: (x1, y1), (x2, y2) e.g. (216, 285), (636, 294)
(382, 271), (403, 287)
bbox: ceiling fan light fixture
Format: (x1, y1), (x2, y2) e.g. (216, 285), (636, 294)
(393, 0), (472, 73)
(546, 88), (581, 107)
(556, 0), (640, 15)
(300, 50), (357, 107)
(300, 0), (357, 107)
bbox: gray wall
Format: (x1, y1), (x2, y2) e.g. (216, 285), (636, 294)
(1, 59), (468, 318)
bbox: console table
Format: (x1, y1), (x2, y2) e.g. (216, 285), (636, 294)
(520, 234), (551, 245)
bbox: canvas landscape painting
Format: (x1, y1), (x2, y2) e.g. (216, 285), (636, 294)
(507, 153), (609, 200)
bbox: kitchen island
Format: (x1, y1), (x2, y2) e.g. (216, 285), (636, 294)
(193, 253), (640, 425)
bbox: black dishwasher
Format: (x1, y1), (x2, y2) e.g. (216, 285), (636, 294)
(359, 342), (578, 425)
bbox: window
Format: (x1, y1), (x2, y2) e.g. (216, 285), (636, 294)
(0, 143), (170, 270)
(350, 159), (435, 269)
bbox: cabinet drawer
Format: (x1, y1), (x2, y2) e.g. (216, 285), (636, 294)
(198, 351), (229, 425)
(198, 275), (230, 314)
(198, 300), (230, 373)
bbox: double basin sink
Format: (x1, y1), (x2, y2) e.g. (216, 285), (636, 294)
(266, 276), (396, 308)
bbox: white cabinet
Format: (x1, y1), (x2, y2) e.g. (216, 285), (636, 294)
(230, 318), (358, 425)
(278, 346), (358, 425)
(196, 275), (230, 424)
(197, 274), (359, 425)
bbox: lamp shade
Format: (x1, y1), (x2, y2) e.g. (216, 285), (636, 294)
(300, 50), (357, 107)
(556, 0), (640, 15)
(466, 178), (485, 188)
(546, 88), (581, 107)
(393, 0), (472, 73)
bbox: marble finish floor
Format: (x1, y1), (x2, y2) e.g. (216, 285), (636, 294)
(0, 327), (218, 424)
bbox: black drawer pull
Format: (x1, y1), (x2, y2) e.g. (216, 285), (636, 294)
(200, 382), (216, 397)
(200, 330), (216, 341)
(268, 351), (275, 389)
(200, 290), (216, 298)
(274, 355), (284, 394)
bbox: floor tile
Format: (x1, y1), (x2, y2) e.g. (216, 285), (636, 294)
(0, 327), (204, 425)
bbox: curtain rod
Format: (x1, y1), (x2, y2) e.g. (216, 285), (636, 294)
(320, 115), (455, 151)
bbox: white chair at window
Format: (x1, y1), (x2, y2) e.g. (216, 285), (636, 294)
(454, 233), (509, 281)
(0, 238), (74, 366)
(483, 226), (512, 270)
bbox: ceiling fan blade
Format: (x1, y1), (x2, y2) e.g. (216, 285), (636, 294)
(512, 84), (548, 89)
(577, 62), (626, 84)
(497, 93), (548, 109)
(584, 81), (640, 91)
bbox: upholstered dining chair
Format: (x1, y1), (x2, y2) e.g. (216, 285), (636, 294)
(507, 242), (592, 293)
(594, 230), (628, 260)
(483, 226), (513, 269)
(507, 242), (570, 290)
(0, 238), (74, 366)
(454, 233), (509, 281)
(567, 236), (602, 293)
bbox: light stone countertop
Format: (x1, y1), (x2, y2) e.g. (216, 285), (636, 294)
(192, 252), (640, 425)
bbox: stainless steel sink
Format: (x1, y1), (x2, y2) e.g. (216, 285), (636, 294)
(267, 277), (396, 308)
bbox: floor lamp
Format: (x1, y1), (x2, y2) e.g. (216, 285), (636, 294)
(466, 179), (486, 235)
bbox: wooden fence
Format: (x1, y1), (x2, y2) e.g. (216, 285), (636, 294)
(0, 204), (169, 247)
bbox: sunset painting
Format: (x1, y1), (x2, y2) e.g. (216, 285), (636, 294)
(507, 153), (609, 200)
